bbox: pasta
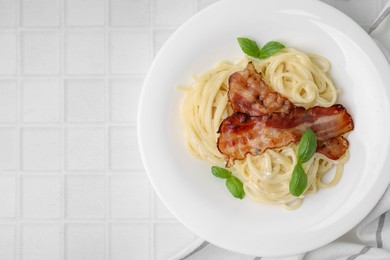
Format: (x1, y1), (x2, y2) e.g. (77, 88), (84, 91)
(180, 48), (348, 209)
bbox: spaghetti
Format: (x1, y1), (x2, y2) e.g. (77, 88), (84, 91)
(180, 48), (348, 209)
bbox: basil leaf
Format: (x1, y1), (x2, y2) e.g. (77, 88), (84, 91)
(298, 129), (317, 163)
(226, 175), (245, 199)
(211, 166), (231, 179)
(258, 41), (285, 59)
(237, 37), (261, 58)
(289, 164), (307, 197)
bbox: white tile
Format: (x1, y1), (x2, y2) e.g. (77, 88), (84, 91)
(21, 128), (61, 170)
(110, 0), (150, 26)
(21, 224), (61, 260)
(0, 32), (16, 74)
(155, 194), (175, 220)
(0, 0), (16, 27)
(110, 224), (149, 260)
(109, 175), (150, 219)
(0, 225), (15, 259)
(154, 0), (195, 26)
(65, 0), (105, 26)
(0, 80), (16, 122)
(21, 0), (60, 26)
(0, 128), (18, 170)
(65, 79), (105, 122)
(65, 32), (105, 75)
(66, 175), (105, 218)
(21, 176), (60, 219)
(153, 29), (174, 56)
(22, 32), (60, 75)
(110, 127), (143, 170)
(154, 223), (196, 260)
(110, 31), (150, 74)
(21, 79), (60, 122)
(65, 128), (106, 171)
(0, 176), (16, 218)
(65, 224), (105, 260)
(110, 78), (142, 123)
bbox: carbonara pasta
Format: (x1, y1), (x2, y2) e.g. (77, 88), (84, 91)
(180, 48), (349, 209)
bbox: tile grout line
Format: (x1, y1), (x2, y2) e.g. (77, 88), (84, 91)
(16, 0), (22, 259)
(0, 25), (181, 30)
(60, 0), (66, 258)
(0, 218), (181, 224)
(0, 73), (147, 79)
(0, 170), (147, 175)
(104, 0), (110, 259)
(0, 122), (136, 127)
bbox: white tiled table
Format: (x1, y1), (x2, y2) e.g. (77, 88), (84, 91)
(0, 0), (387, 260)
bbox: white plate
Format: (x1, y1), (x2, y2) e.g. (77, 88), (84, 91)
(138, 0), (390, 256)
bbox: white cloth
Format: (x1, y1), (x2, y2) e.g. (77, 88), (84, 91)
(182, 8), (390, 260)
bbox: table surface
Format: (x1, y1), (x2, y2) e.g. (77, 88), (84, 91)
(0, 0), (388, 260)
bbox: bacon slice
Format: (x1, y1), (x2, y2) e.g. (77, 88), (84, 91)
(228, 62), (294, 116)
(317, 136), (349, 160)
(225, 63), (353, 165)
(217, 105), (354, 167)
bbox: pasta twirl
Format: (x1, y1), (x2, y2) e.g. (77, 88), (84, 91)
(180, 48), (348, 209)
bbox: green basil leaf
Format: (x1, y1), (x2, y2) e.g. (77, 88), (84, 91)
(258, 41), (285, 59)
(298, 129), (317, 163)
(289, 164), (307, 197)
(211, 166), (231, 179)
(226, 175), (245, 199)
(237, 37), (261, 58)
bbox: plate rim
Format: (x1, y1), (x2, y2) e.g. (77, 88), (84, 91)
(138, 0), (390, 256)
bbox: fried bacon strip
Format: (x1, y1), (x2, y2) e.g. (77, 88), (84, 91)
(228, 62), (294, 116)
(225, 63), (353, 165)
(217, 105), (354, 167)
(317, 136), (349, 160)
